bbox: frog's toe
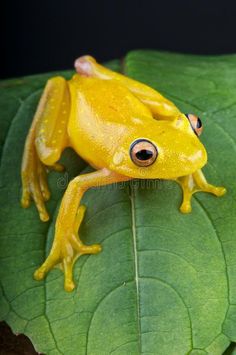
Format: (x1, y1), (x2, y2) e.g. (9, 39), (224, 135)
(41, 189), (51, 202)
(31, 186), (50, 221)
(63, 259), (75, 292)
(65, 279), (75, 292)
(71, 234), (102, 255)
(61, 241), (101, 291)
(180, 201), (192, 214)
(34, 267), (46, 281)
(39, 211), (50, 222)
(213, 186), (226, 197)
(21, 167), (50, 220)
(74, 205), (86, 231)
(39, 175), (51, 201)
(74, 56), (94, 76)
(80, 243), (102, 255)
(34, 249), (60, 281)
(50, 163), (65, 172)
(21, 188), (31, 208)
(199, 184), (227, 198)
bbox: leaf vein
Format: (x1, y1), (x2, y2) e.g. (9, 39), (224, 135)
(85, 280), (133, 354)
(129, 184), (142, 353)
(139, 249), (198, 272)
(140, 276), (193, 350)
(194, 197), (230, 331)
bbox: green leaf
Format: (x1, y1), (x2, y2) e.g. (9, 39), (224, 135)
(0, 51), (236, 354)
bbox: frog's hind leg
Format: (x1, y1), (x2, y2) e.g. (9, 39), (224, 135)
(21, 76), (70, 221)
(74, 55), (180, 120)
(177, 169), (226, 213)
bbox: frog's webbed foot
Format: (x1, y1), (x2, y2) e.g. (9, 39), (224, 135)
(21, 146), (51, 222)
(21, 143), (65, 222)
(177, 169), (226, 214)
(34, 205), (102, 291)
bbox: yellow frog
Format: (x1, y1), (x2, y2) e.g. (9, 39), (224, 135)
(21, 56), (226, 291)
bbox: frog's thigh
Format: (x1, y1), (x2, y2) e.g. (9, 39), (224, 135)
(35, 76), (70, 166)
(74, 55), (180, 119)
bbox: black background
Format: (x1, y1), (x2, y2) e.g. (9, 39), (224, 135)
(2, 0), (236, 79)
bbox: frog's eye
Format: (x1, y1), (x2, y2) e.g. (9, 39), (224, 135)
(185, 113), (203, 137)
(130, 139), (158, 167)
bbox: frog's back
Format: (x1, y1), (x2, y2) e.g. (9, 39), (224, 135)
(69, 74), (153, 125)
(67, 75), (154, 169)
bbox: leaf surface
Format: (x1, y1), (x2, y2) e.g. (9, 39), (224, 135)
(0, 52), (236, 354)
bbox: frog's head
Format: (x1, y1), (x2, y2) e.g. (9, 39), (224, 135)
(111, 113), (207, 179)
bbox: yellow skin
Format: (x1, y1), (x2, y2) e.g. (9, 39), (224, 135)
(21, 56), (226, 291)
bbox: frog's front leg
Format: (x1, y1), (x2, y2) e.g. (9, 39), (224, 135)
(177, 169), (226, 213)
(34, 169), (131, 292)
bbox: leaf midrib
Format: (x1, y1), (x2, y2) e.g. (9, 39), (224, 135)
(129, 184), (142, 353)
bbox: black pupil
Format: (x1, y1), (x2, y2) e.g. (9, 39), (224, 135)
(136, 149), (153, 161)
(196, 118), (202, 129)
